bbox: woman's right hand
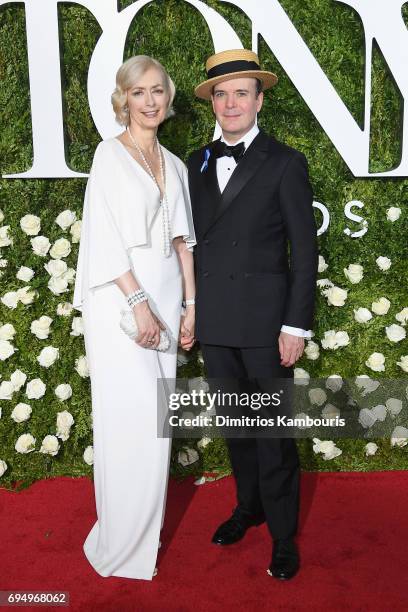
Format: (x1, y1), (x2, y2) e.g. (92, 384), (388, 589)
(133, 302), (165, 349)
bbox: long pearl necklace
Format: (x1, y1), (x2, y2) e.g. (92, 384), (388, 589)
(126, 127), (172, 257)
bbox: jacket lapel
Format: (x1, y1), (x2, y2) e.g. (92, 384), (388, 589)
(198, 140), (222, 235)
(204, 129), (270, 234)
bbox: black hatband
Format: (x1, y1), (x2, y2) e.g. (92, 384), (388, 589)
(207, 59), (260, 79)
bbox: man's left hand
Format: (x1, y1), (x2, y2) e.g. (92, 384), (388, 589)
(278, 331), (305, 367)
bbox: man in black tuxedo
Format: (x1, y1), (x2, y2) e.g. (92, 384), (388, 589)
(183, 49), (318, 580)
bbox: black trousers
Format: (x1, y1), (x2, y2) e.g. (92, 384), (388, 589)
(200, 343), (300, 540)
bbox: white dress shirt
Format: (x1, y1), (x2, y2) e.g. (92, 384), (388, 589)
(216, 124), (312, 339)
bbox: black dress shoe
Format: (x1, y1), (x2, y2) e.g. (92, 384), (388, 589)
(267, 538), (300, 580)
(212, 509), (265, 545)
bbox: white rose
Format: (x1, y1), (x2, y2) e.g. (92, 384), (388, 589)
(336, 331), (350, 347)
(308, 388), (327, 406)
(318, 255), (328, 273)
(16, 266), (35, 282)
(321, 403), (340, 418)
(358, 408), (377, 428)
(197, 437), (212, 450)
(20, 214), (41, 236)
(293, 412), (312, 429)
(371, 297), (391, 315)
(48, 276), (69, 295)
(188, 376), (210, 393)
(390, 426), (408, 448)
(70, 220), (82, 243)
(376, 256), (391, 271)
(55, 384), (72, 401)
(304, 340), (320, 360)
(325, 375), (343, 393)
(365, 352), (385, 372)
(1, 291), (19, 309)
(26, 378), (46, 399)
(385, 324), (406, 343)
(44, 259), (67, 277)
(56, 410), (74, 440)
(17, 286), (36, 305)
(40, 435), (60, 456)
(321, 330), (350, 350)
(321, 330), (337, 349)
(0, 323), (16, 340)
(0, 258), (7, 268)
(396, 355), (408, 372)
(83, 445), (94, 465)
(316, 278), (333, 289)
(0, 209), (4, 223)
(15, 433), (36, 454)
(10, 369), (27, 391)
(0, 381), (14, 400)
(62, 268), (76, 284)
(57, 302), (73, 316)
(355, 375), (380, 396)
(395, 308), (408, 325)
(178, 447), (199, 466)
(365, 442), (378, 456)
(31, 235), (51, 257)
(75, 355), (89, 378)
(31, 315), (53, 339)
(70, 316), (84, 336)
(0, 339), (16, 361)
(323, 286), (348, 307)
(55, 209), (76, 230)
(344, 263), (364, 284)
(354, 307), (372, 323)
(371, 404), (387, 421)
(0, 225), (13, 247)
(11, 402), (32, 423)
(386, 207), (401, 222)
(386, 398), (403, 417)
(50, 237), (71, 259)
(37, 346), (59, 368)
(312, 438), (342, 460)
(294, 368), (310, 386)
(0, 460), (7, 477)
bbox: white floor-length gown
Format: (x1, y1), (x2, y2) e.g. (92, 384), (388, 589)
(73, 137), (196, 580)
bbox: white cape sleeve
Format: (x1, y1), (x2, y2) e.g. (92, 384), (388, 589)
(170, 161), (196, 252)
(72, 144), (131, 311)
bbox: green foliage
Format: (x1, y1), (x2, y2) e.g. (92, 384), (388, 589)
(0, 0), (407, 489)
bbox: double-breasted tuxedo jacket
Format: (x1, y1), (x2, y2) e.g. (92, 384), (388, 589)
(187, 128), (318, 348)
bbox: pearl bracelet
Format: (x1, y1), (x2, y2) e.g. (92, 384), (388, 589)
(182, 298), (195, 307)
(127, 289), (148, 308)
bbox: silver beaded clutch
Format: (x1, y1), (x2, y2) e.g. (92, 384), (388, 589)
(119, 309), (170, 352)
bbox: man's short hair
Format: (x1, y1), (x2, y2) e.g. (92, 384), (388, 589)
(212, 78), (263, 98)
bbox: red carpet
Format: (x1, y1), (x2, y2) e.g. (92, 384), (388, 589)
(1, 471), (407, 611)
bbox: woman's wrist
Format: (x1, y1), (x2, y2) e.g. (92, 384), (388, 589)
(133, 301), (149, 312)
(127, 289), (148, 308)
(182, 297), (195, 307)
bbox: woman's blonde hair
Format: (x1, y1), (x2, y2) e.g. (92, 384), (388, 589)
(111, 55), (176, 126)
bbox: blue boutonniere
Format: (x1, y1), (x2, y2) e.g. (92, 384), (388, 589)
(200, 148), (211, 173)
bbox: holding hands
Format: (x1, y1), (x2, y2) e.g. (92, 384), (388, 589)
(179, 305), (195, 351)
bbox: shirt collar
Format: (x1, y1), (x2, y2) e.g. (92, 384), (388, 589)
(220, 122), (260, 149)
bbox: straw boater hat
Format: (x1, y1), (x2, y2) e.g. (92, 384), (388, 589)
(194, 49), (278, 100)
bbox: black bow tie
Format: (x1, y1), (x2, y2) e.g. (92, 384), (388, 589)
(213, 140), (246, 163)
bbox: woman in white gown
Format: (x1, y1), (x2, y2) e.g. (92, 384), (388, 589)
(72, 56), (196, 580)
